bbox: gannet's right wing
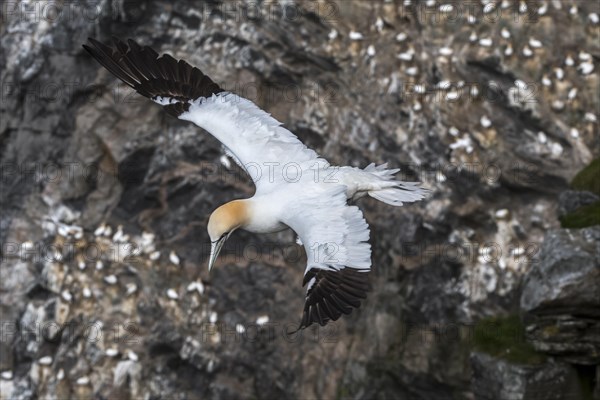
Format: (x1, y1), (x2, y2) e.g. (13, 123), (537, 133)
(83, 38), (328, 192)
(282, 185), (372, 330)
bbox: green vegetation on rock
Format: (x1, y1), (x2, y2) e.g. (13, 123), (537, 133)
(560, 201), (600, 228)
(572, 158), (600, 196)
(561, 159), (600, 229)
(472, 314), (546, 365)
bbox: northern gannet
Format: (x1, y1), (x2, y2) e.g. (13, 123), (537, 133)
(83, 38), (427, 330)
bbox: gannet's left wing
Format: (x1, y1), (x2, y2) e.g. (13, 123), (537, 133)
(282, 186), (372, 330)
(83, 38), (327, 192)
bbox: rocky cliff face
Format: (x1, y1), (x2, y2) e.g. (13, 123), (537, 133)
(1, 1), (599, 399)
(521, 227), (600, 366)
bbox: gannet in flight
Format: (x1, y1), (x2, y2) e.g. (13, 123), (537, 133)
(83, 38), (427, 330)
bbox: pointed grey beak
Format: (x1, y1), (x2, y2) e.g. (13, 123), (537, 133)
(208, 235), (228, 272)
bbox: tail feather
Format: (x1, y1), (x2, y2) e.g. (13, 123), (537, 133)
(363, 163), (400, 180)
(364, 164), (428, 206)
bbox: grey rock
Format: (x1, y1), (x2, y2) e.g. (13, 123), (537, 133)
(470, 352), (583, 400)
(521, 227), (600, 312)
(521, 227), (600, 364)
(558, 190), (599, 217)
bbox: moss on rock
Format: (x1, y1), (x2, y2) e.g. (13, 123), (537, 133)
(472, 314), (546, 365)
(572, 158), (600, 196)
(560, 201), (600, 228)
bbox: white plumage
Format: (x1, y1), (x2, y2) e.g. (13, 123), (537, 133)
(179, 93), (328, 192)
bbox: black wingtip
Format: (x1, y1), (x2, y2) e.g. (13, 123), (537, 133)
(298, 268), (371, 330)
(83, 37), (224, 117)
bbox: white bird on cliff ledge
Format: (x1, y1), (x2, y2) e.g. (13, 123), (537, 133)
(84, 38), (428, 330)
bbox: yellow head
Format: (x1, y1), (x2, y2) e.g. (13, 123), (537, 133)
(207, 200), (249, 271)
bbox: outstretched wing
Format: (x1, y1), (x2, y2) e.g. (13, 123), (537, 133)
(283, 186), (372, 330)
(83, 38), (327, 192)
